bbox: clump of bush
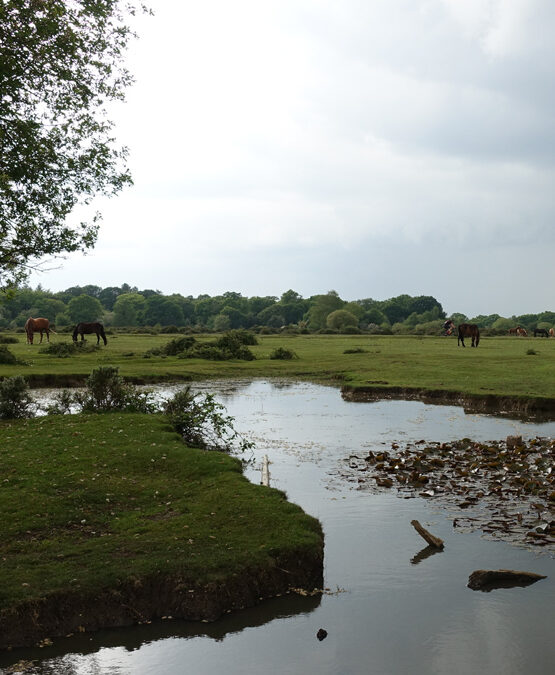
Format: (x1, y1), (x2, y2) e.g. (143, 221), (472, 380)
(526, 348), (538, 356)
(269, 347), (298, 360)
(0, 376), (35, 419)
(39, 341), (99, 357)
(145, 332), (256, 361)
(162, 386), (253, 453)
(144, 335), (196, 358)
(0, 335), (18, 344)
(0, 346), (28, 365)
(343, 347), (367, 354)
(46, 366), (156, 415)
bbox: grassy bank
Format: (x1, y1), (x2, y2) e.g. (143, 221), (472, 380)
(0, 413), (323, 649)
(2, 332), (555, 401)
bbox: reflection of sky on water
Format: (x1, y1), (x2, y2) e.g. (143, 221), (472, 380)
(12, 380), (555, 675)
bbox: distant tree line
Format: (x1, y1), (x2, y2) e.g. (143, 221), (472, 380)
(0, 284), (553, 335)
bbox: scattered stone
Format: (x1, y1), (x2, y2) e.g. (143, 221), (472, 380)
(316, 628), (328, 641)
(468, 569), (547, 591)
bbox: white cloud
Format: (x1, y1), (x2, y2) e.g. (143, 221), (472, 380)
(30, 1), (555, 316)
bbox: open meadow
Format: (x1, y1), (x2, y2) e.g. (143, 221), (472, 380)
(2, 332), (555, 401)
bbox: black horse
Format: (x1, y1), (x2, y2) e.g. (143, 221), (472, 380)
(72, 322), (108, 345)
(458, 323), (480, 347)
(534, 328), (549, 338)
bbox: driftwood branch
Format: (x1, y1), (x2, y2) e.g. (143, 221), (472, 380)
(410, 520), (444, 549)
(468, 569), (547, 591)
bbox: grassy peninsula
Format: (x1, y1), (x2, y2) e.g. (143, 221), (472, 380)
(0, 413), (323, 649)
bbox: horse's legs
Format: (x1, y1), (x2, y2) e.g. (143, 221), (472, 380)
(96, 332), (100, 345)
(39, 330), (43, 343)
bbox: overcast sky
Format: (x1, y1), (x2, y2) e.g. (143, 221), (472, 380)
(30, 0), (555, 318)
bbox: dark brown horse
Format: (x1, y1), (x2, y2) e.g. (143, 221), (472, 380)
(458, 323), (480, 347)
(25, 317), (56, 344)
(534, 328), (549, 338)
(72, 322), (108, 345)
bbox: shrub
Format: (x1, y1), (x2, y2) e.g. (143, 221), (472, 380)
(269, 347), (298, 360)
(0, 346), (28, 365)
(343, 347), (367, 354)
(73, 366), (157, 413)
(0, 376), (35, 419)
(0, 346), (19, 365)
(0, 335), (18, 344)
(162, 387), (253, 453)
(526, 349), (538, 356)
(39, 341), (99, 357)
(225, 329), (258, 345)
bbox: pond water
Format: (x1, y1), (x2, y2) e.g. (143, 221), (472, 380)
(3, 380), (554, 675)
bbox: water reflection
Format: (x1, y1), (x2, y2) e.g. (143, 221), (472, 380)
(7, 380), (555, 675)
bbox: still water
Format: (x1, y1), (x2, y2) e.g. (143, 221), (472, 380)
(3, 380), (554, 675)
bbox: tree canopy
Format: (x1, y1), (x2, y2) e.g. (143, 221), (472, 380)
(0, 0), (147, 288)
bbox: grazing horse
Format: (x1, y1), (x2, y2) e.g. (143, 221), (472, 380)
(458, 323), (480, 347)
(508, 326), (520, 335)
(534, 328), (549, 338)
(72, 322), (108, 346)
(550, 328), (555, 338)
(25, 317), (55, 344)
(517, 327), (528, 337)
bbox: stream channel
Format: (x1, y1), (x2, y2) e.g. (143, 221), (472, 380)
(2, 379), (554, 675)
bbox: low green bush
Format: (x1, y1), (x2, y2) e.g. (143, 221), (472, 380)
(39, 341), (100, 357)
(0, 335), (18, 344)
(0, 376), (35, 419)
(0, 345), (27, 365)
(269, 347), (298, 360)
(162, 386), (253, 453)
(343, 347), (367, 354)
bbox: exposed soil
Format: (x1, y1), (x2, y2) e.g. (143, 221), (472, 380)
(334, 436), (554, 552)
(0, 547), (323, 651)
(342, 385), (555, 420)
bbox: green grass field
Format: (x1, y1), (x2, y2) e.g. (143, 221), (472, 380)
(2, 332), (555, 400)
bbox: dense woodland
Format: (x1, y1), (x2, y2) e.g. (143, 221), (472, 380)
(1, 284), (554, 335)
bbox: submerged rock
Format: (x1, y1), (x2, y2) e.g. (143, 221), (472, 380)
(468, 569), (547, 591)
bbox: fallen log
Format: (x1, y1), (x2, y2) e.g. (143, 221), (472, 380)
(468, 569), (547, 591)
(410, 520), (444, 549)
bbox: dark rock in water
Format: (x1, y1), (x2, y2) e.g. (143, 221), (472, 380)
(316, 628), (328, 641)
(468, 569), (547, 591)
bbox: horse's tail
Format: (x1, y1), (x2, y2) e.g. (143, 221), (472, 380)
(72, 325), (79, 342)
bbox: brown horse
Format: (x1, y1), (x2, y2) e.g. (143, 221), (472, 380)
(72, 322), (108, 346)
(508, 326), (520, 335)
(25, 317), (55, 344)
(517, 327), (528, 337)
(550, 328), (555, 338)
(458, 323), (480, 347)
